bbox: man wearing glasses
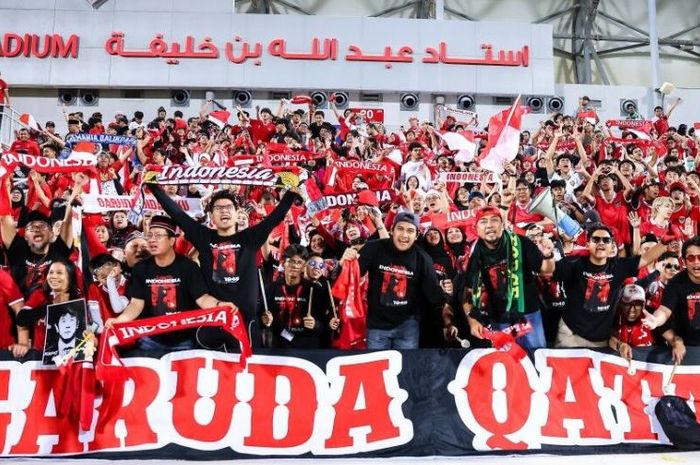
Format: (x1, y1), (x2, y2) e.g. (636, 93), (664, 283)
(1, 175), (86, 297)
(554, 224), (668, 348)
(260, 245), (330, 349)
(105, 216), (234, 351)
(149, 185), (300, 347)
(643, 236), (700, 347)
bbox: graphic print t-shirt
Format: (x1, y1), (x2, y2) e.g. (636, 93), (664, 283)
(554, 255), (640, 341)
(8, 235), (72, 297)
(129, 255), (209, 345)
(661, 272), (700, 346)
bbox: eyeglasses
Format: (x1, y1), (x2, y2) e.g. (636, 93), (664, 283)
(664, 264), (681, 270)
(26, 223), (49, 232)
(285, 258), (306, 267)
(307, 261), (325, 270)
(685, 254), (700, 263)
(590, 236), (612, 244)
(145, 232), (170, 240)
(212, 204), (235, 213)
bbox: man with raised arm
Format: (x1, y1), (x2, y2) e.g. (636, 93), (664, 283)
(149, 183), (300, 347)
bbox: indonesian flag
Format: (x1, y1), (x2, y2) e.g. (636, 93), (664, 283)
(208, 110), (231, 129)
(478, 95), (523, 173)
(694, 122), (700, 130)
(19, 113), (39, 131)
(437, 130), (477, 163)
(577, 110), (598, 125)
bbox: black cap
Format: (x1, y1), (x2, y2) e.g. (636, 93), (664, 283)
(26, 210), (50, 225)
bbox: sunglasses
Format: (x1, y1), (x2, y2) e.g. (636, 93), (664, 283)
(307, 261), (325, 270)
(590, 236), (612, 244)
(664, 264), (680, 270)
(686, 254), (700, 264)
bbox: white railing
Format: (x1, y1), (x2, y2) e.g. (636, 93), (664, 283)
(0, 105), (25, 151)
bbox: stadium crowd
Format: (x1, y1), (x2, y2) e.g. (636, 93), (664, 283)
(0, 87), (698, 364)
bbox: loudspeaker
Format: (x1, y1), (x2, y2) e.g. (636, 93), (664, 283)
(528, 187), (582, 238)
(457, 94), (475, 110)
(79, 90), (99, 106)
(171, 89), (191, 107)
(400, 93), (419, 111)
(233, 90), (252, 107)
(331, 91), (349, 109)
(620, 99), (638, 116)
(547, 97), (564, 113)
(310, 91), (328, 108)
(58, 90), (78, 106)
(527, 96), (545, 113)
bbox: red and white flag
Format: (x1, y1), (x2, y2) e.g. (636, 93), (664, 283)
(19, 113), (39, 131)
(577, 110), (598, 125)
(208, 110), (231, 129)
(478, 95), (524, 173)
(437, 130), (477, 163)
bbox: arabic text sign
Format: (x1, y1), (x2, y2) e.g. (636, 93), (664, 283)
(0, 7), (554, 94)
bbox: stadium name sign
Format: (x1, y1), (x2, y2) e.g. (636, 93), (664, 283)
(0, 348), (697, 458)
(0, 10), (554, 93)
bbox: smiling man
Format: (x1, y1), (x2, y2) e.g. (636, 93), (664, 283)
(554, 224), (667, 348)
(341, 211), (447, 349)
(463, 206), (555, 349)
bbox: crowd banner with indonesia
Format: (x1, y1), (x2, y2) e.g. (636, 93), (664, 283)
(0, 348), (698, 458)
(477, 95), (524, 173)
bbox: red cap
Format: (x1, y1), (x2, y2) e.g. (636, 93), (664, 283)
(669, 181), (687, 193)
(474, 206), (502, 223)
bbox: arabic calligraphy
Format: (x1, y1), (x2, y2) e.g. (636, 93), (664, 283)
(102, 33), (530, 68)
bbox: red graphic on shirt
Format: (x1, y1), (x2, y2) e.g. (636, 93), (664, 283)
(583, 275), (611, 312)
(23, 260), (51, 295)
(487, 263), (508, 292)
(380, 265), (408, 306)
(688, 299), (700, 323)
(150, 279), (178, 315)
(279, 287), (303, 328)
(212, 245), (238, 283)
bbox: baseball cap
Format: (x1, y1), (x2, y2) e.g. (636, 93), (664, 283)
(393, 212), (420, 229)
(620, 284), (645, 303)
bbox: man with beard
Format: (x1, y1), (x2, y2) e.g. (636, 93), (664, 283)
(341, 212), (447, 349)
(1, 175), (86, 297)
(260, 245), (330, 349)
(554, 224), (668, 348)
(149, 184), (300, 348)
(643, 236), (700, 347)
(463, 206), (555, 349)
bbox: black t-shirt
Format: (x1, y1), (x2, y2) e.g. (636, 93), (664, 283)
(661, 272), (700, 346)
(555, 255), (640, 342)
(150, 185), (298, 326)
(358, 239), (446, 330)
(129, 254), (209, 346)
(472, 235), (544, 324)
(8, 235), (72, 297)
(263, 279), (329, 349)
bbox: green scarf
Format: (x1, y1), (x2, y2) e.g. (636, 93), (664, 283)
(469, 230), (526, 315)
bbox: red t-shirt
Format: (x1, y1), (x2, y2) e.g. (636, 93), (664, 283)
(653, 116), (669, 136)
(249, 119), (275, 144)
(670, 205), (700, 239)
(507, 202), (544, 235)
(0, 270), (23, 347)
(9, 139), (40, 156)
(594, 191), (630, 244)
(0, 79), (7, 105)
